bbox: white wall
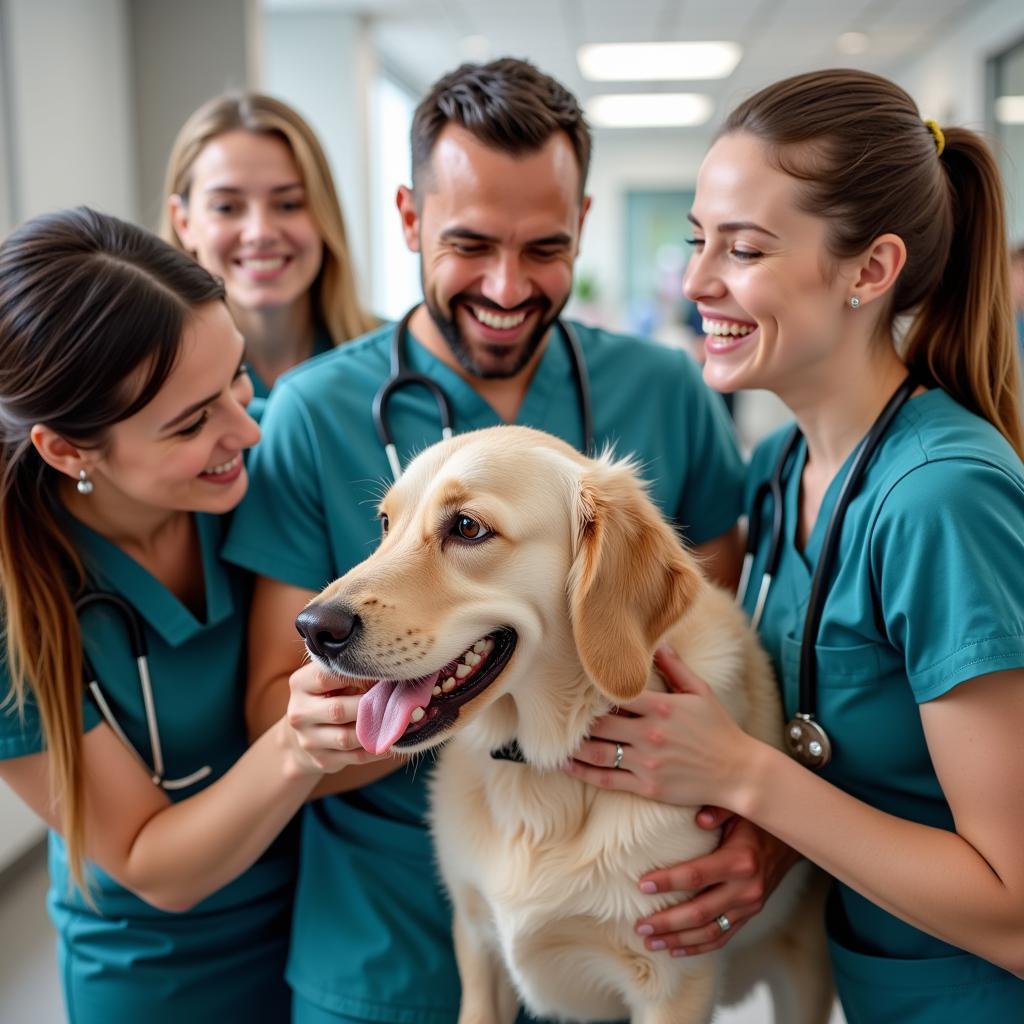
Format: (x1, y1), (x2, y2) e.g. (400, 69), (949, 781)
(130, 0), (255, 230)
(3, 0), (136, 221)
(262, 9), (375, 297)
(574, 129), (709, 330)
(894, 0), (1024, 241)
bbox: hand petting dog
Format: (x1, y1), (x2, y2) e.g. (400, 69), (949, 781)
(566, 644), (804, 957)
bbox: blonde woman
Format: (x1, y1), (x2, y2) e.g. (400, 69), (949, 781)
(162, 92), (376, 418)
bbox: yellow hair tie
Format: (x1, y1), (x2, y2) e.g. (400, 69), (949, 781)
(924, 119), (945, 157)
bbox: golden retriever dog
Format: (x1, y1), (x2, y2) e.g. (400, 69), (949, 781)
(298, 425), (832, 1024)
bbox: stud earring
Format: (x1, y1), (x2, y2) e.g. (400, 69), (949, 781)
(848, 296), (861, 309)
(76, 469), (94, 495)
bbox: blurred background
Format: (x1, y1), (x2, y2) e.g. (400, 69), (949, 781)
(1, 1), (1024, 1019)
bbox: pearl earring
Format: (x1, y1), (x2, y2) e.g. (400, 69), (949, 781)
(848, 296), (861, 309)
(76, 469), (94, 495)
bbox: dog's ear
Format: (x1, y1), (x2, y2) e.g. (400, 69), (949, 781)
(568, 460), (702, 702)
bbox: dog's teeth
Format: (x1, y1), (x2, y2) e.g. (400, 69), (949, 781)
(472, 640), (487, 653)
(410, 707), (426, 723)
(455, 663), (472, 679)
(465, 652), (481, 667)
(441, 677), (456, 692)
(481, 638), (495, 654)
(432, 685), (442, 696)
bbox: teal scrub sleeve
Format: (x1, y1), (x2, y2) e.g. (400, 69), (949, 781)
(0, 654), (102, 760)
(871, 458), (1024, 702)
(671, 356), (745, 545)
(223, 381), (333, 591)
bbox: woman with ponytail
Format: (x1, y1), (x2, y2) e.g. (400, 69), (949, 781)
(0, 208), (377, 1022)
(569, 70), (1024, 1020)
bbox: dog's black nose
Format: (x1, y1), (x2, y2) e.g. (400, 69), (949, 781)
(295, 603), (361, 661)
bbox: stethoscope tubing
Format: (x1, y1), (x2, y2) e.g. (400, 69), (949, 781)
(374, 305), (594, 481)
(741, 374), (918, 765)
(74, 591), (212, 791)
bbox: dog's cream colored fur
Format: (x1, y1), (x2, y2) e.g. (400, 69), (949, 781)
(306, 425), (831, 1024)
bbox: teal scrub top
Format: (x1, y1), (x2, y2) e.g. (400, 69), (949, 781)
(245, 327), (334, 423)
(223, 319), (745, 1023)
(742, 389), (1024, 1023)
(0, 511), (296, 1024)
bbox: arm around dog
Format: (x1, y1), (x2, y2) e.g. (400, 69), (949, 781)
(574, 646), (1024, 976)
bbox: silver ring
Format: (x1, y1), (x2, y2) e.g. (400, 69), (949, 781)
(715, 913), (732, 934)
(612, 742), (624, 770)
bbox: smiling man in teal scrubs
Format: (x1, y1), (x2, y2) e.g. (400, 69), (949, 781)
(224, 58), (747, 1024)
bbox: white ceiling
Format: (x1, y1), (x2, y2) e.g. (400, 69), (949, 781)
(264, 0), (981, 140)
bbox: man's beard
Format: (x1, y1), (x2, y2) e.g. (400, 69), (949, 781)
(423, 289), (566, 380)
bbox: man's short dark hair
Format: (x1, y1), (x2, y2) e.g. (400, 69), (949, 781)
(411, 58), (592, 197)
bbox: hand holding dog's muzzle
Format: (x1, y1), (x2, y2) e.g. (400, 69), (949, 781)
(285, 662), (387, 774)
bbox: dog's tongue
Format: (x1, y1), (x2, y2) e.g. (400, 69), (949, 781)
(356, 672), (440, 754)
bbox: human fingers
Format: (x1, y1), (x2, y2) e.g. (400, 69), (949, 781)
(589, 692), (667, 741)
(653, 644), (713, 696)
(290, 662), (363, 697)
(696, 805), (734, 830)
(563, 740), (647, 795)
(635, 866), (765, 954)
(286, 690), (362, 732)
(302, 742), (387, 774)
(636, 890), (753, 955)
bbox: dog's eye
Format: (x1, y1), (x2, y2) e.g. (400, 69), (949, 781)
(379, 514), (390, 536)
(453, 515), (491, 542)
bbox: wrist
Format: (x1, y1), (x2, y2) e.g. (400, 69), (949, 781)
(726, 735), (776, 820)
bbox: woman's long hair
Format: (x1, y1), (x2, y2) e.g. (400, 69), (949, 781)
(722, 69), (1022, 457)
(0, 207), (225, 886)
(160, 91), (377, 346)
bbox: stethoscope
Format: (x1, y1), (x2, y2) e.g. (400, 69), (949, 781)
(74, 591), (212, 791)
(738, 374), (918, 770)
(372, 305), (595, 480)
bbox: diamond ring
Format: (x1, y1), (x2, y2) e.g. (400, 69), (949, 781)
(716, 913), (732, 934)
(613, 742), (624, 770)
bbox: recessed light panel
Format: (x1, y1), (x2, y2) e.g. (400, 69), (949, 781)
(578, 42), (741, 82)
(586, 93), (713, 128)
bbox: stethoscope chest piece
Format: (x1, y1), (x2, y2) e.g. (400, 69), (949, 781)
(785, 713), (832, 769)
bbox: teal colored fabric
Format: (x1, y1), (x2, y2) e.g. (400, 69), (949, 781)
(246, 326), (334, 423)
(223, 319), (744, 1022)
(0, 512), (296, 1023)
(742, 388), (1024, 1020)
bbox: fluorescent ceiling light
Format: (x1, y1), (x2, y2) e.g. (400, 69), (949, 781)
(578, 42), (741, 82)
(586, 93), (713, 129)
(836, 32), (870, 55)
(995, 95), (1024, 124)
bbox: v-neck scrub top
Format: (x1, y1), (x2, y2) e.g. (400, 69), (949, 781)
(223, 319), (745, 1023)
(742, 389), (1024, 1023)
(0, 512), (296, 1024)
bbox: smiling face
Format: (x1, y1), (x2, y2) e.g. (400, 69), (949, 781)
(83, 301), (260, 517)
(400, 126), (589, 379)
(170, 130), (324, 320)
(684, 132), (858, 398)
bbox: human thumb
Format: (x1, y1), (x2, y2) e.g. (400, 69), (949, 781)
(654, 644), (709, 696)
